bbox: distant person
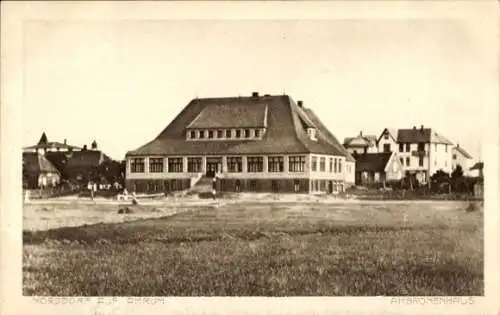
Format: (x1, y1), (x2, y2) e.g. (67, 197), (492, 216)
(212, 176), (217, 200)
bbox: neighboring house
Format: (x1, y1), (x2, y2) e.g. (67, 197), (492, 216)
(23, 132), (81, 154)
(22, 152), (61, 189)
(469, 161), (484, 178)
(353, 152), (404, 186)
(125, 92), (354, 194)
(469, 162), (484, 198)
(376, 128), (399, 153)
(343, 131), (378, 155)
(452, 144), (474, 175)
(63, 142), (112, 184)
(394, 126), (453, 184)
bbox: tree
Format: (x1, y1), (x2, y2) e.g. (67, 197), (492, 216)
(451, 165), (466, 193)
(430, 170), (451, 193)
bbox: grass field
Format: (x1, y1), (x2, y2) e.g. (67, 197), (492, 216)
(23, 199), (483, 296)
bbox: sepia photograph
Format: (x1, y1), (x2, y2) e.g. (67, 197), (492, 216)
(2, 1), (499, 314)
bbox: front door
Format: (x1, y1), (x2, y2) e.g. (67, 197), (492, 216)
(206, 157), (222, 177)
(328, 181), (333, 194)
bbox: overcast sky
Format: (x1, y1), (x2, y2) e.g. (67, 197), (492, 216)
(22, 19), (494, 160)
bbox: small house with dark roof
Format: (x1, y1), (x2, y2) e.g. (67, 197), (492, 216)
(353, 152), (404, 186)
(343, 131), (378, 155)
(22, 152), (61, 189)
(125, 92), (355, 194)
(63, 145), (112, 184)
(23, 132), (81, 154)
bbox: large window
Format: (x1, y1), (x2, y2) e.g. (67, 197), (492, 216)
(268, 156), (284, 172)
(199, 130), (205, 139)
(208, 130), (214, 139)
(289, 156), (306, 172)
(418, 156), (424, 167)
(334, 158), (338, 173)
(406, 157), (410, 166)
(329, 158), (333, 172)
(311, 156), (318, 171)
(383, 144), (391, 153)
(190, 130), (196, 139)
(399, 143), (404, 152)
(245, 129), (250, 138)
(149, 158), (164, 173)
(338, 159), (343, 173)
(247, 156), (263, 172)
(168, 158), (183, 173)
(235, 130), (242, 138)
(319, 157), (326, 172)
(187, 157), (202, 173)
(405, 143), (410, 152)
(227, 157), (242, 172)
(418, 143), (425, 152)
(131, 158), (145, 173)
(226, 130), (232, 138)
(217, 130), (223, 138)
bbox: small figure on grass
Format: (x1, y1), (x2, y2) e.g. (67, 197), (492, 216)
(212, 175), (217, 200)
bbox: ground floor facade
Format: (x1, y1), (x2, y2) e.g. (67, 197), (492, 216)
(23, 172), (60, 189)
(125, 153), (354, 194)
(125, 177), (348, 194)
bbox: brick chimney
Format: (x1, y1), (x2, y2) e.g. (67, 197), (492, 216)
(297, 100), (303, 108)
(63, 139), (67, 145)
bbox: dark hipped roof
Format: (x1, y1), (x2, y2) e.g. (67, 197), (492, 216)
(354, 152), (393, 172)
(397, 128), (453, 144)
(65, 150), (111, 169)
(22, 152), (60, 174)
(127, 94), (351, 159)
(470, 162), (483, 170)
(454, 145), (472, 159)
(187, 102), (268, 129)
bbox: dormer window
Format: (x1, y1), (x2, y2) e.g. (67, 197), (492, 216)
(217, 130), (223, 138)
(208, 130), (214, 139)
(307, 128), (317, 141)
(199, 130), (205, 139)
(236, 130), (241, 138)
(255, 129), (261, 137)
(190, 130), (196, 139)
(245, 129), (250, 138)
(226, 130), (232, 138)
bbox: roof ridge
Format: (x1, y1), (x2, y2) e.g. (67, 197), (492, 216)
(284, 96), (310, 153)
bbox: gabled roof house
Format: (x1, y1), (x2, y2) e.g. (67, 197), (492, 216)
(126, 92), (355, 194)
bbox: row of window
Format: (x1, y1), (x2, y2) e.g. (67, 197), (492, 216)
(400, 156), (425, 167)
(381, 143), (449, 154)
(311, 156), (343, 173)
(187, 128), (263, 140)
(399, 156), (448, 168)
(130, 156), (345, 173)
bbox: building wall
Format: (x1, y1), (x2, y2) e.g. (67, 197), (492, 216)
(429, 143), (453, 175)
(377, 133), (398, 153)
(385, 152), (404, 181)
(344, 161), (355, 185)
(452, 148), (474, 175)
(125, 153), (351, 194)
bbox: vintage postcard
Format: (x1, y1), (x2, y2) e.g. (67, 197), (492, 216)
(1, 1), (499, 315)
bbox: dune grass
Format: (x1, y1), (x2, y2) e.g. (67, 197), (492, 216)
(23, 201), (483, 296)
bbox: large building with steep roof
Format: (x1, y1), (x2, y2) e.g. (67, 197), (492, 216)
(125, 92), (355, 194)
